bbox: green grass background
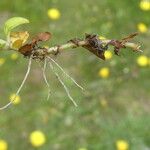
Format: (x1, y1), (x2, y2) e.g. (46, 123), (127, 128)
(0, 0), (150, 149)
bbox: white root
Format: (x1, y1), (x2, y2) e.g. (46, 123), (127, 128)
(49, 61), (77, 107)
(42, 59), (51, 100)
(47, 56), (84, 91)
(0, 56), (32, 110)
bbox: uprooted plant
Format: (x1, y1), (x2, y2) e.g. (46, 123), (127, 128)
(0, 17), (142, 110)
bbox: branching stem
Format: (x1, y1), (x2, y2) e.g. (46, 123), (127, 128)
(0, 33), (142, 110)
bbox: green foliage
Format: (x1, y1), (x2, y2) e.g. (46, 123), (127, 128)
(0, 17), (29, 50)
(4, 17), (29, 36)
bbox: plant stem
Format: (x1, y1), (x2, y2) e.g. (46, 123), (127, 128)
(0, 37), (142, 58)
(46, 39), (141, 55)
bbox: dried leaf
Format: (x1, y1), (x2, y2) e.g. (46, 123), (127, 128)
(10, 31), (29, 49)
(121, 32), (138, 43)
(12, 39), (24, 49)
(18, 32), (51, 56)
(32, 32), (51, 44)
(19, 44), (33, 56)
(109, 33), (139, 55)
(83, 34), (107, 60)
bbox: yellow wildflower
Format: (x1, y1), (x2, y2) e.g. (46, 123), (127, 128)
(47, 8), (60, 20)
(9, 94), (21, 105)
(137, 55), (149, 67)
(10, 53), (19, 60)
(137, 23), (148, 33)
(116, 140), (129, 150)
(105, 50), (112, 60)
(0, 139), (8, 150)
(78, 148), (87, 150)
(43, 45), (49, 49)
(100, 99), (108, 107)
(139, 0), (150, 11)
(29, 130), (46, 147)
(148, 57), (150, 65)
(99, 36), (106, 40)
(0, 58), (5, 66)
(98, 67), (110, 78)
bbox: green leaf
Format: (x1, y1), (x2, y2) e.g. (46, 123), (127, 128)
(0, 39), (6, 48)
(4, 17), (29, 36)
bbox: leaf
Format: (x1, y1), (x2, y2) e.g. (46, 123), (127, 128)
(32, 32), (51, 43)
(83, 34), (106, 60)
(10, 31), (29, 43)
(10, 31), (29, 49)
(12, 39), (24, 49)
(4, 17), (29, 36)
(19, 44), (33, 56)
(19, 32), (51, 56)
(0, 39), (6, 48)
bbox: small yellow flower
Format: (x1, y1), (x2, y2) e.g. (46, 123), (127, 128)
(0, 58), (5, 66)
(105, 51), (112, 60)
(116, 140), (129, 150)
(139, 0), (150, 11)
(137, 55), (149, 67)
(0, 140), (8, 150)
(148, 57), (150, 65)
(10, 53), (19, 60)
(137, 23), (148, 33)
(43, 45), (49, 49)
(78, 148), (87, 150)
(99, 36), (106, 40)
(9, 94), (21, 105)
(47, 8), (60, 20)
(100, 99), (108, 107)
(29, 130), (46, 147)
(98, 67), (110, 78)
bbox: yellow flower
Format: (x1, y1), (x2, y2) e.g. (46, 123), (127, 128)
(116, 140), (129, 150)
(98, 67), (110, 78)
(0, 140), (8, 150)
(137, 23), (148, 33)
(148, 57), (150, 65)
(139, 0), (150, 11)
(47, 8), (60, 20)
(137, 55), (149, 67)
(10, 53), (19, 60)
(0, 58), (5, 66)
(9, 94), (21, 105)
(99, 36), (106, 40)
(43, 45), (49, 49)
(78, 148), (87, 150)
(29, 130), (46, 147)
(105, 51), (112, 60)
(100, 99), (108, 107)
